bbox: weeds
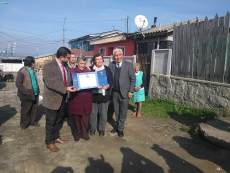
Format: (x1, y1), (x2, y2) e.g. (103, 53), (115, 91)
(130, 97), (220, 120)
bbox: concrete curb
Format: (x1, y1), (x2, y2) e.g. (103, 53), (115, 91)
(199, 119), (230, 150)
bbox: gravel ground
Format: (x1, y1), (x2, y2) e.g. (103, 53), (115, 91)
(0, 75), (230, 173)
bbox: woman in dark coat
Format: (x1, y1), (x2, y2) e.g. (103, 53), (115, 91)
(89, 53), (113, 137)
(69, 57), (92, 141)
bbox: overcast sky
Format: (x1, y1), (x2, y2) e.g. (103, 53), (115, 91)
(0, 0), (229, 57)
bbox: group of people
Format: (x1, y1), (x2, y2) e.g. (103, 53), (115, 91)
(15, 47), (146, 152)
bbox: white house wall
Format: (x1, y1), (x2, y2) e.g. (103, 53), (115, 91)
(1, 63), (24, 72)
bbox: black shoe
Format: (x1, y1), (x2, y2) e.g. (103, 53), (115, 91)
(89, 130), (96, 136)
(99, 131), (105, 137)
(111, 128), (117, 133)
(117, 130), (124, 137)
(84, 137), (90, 141)
(74, 138), (80, 142)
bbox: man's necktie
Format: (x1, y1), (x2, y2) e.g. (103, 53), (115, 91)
(61, 64), (67, 87)
(117, 63), (120, 68)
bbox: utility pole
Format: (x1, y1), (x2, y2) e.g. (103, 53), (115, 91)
(126, 15), (129, 33)
(62, 18), (66, 47)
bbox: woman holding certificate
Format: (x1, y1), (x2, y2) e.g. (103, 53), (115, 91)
(69, 57), (92, 141)
(89, 53), (113, 137)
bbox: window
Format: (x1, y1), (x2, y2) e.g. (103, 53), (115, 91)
(99, 48), (106, 56)
(116, 46), (125, 55)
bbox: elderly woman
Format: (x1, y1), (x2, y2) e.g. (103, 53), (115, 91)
(89, 53), (113, 137)
(16, 56), (40, 130)
(69, 57), (92, 141)
(131, 63), (146, 117)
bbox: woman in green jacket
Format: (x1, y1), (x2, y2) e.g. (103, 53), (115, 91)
(131, 63), (146, 117)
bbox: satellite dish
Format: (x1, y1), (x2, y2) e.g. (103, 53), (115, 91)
(134, 15), (148, 31)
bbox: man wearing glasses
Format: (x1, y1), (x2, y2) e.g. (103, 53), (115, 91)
(42, 47), (75, 152)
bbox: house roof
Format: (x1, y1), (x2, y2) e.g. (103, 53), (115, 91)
(0, 57), (24, 60)
(90, 35), (127, 45)
(127, 19), (201, 39)
(144, 19), (200, 34)
(68, 30), (123, 43)
(35, 53), (55, 59)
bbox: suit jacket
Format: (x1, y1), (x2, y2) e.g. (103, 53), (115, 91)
(42, 58), (71, 110)
(109, 60), (135, 98)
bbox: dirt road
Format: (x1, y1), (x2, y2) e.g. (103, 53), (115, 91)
(0, 80), (230, 173)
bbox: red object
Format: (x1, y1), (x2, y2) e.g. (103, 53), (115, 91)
(72, 113), (90, 139)
(61, 64), (67, 87)
(94, 40), (135, 56)
(69, 67), (92, 115)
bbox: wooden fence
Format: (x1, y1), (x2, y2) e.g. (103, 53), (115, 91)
(137, 54), (151, 87)
(171, 11), (230, 83)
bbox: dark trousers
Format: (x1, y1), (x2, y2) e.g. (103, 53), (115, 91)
(72, 112), (90, 139)
(112, 91), (129, 131)
(45, 99), (65, 145)
(20, 99), (38, 128)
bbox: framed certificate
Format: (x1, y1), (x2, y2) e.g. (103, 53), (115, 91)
(72, 72), (98, 89)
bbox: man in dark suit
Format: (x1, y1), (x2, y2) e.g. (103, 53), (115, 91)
(109, 48), (135, 137)
(42, 47), (75, 152)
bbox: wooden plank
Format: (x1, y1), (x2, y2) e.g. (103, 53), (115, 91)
(193, 19), (200, 79)
(171, 23), (177, 76)
(143, 54), (147, 74)
(202, 16), (209, 80)
(181, 25), (187, 77)
(216, 16), (225, 82)
(175, 24), (180, 76)
(184, 20), (190, 78)
(178, 22), (183, 77)
(197, 21), (204, 79)
(139, 54), (143, 68)
(224, 11), (230, 83)
(212, 14), (219, 82)
(221, 12), (229, 83)
(206, 19), (214, 81)
(189, 22), (195, 78)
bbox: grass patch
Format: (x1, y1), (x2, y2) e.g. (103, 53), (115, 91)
(130, 97), (220, 120)
(180, 125), (191, 132)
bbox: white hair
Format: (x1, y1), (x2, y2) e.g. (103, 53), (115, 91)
(76, 56), (87, 63)
(134, 63), (141, 67)
(113, 48), (123, 55)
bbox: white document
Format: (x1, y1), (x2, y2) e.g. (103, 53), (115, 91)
(78, 73), (98, 88)
(38, 95), (43, 101)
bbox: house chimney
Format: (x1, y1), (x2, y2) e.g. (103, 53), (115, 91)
(151, 17), (157, 28)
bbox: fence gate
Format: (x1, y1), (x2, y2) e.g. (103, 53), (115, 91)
(136, 43), (153, 87)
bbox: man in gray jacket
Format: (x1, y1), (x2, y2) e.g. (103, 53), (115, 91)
(109, 48), (135, 137)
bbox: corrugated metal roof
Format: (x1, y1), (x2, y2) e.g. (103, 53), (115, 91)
(68, 30), (123, 43)
(0, 57), (24, 60)
(141, 19), (201, 35)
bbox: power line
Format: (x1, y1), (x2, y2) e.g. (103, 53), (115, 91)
(0, 30), (61, 43)
(0, 16), (122, 23)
